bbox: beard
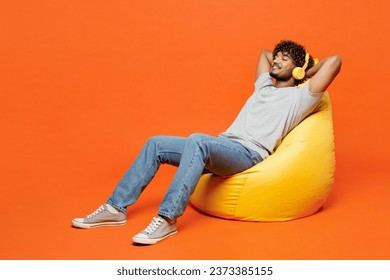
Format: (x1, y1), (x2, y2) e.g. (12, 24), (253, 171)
(270, 70), (292, 81)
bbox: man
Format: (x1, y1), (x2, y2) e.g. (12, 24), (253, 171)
(72, 40), (342, 245)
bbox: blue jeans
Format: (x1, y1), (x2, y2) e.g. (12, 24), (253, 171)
(107, 133), (262, 222)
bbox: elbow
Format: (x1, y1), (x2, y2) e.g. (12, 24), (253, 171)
(331, 55), (343, 69)
(260, 49), (273, 61)
(329, 55), (343, 74)
(261, 49), (272, 55)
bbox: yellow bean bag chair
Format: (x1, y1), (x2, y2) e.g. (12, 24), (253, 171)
(190, 92), (335, 221)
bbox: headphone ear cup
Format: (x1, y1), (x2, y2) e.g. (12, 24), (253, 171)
(292, 67), (305, 80)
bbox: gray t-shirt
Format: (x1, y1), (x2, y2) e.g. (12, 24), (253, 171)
(220, 72), (324, 159)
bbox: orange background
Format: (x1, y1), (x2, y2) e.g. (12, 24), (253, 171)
(1, 0), (389, 259)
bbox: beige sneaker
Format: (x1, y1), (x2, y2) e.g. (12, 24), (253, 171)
(72, 204), (126, 229)
(132, 216), (178, 245)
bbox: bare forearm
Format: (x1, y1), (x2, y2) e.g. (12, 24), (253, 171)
(256, 49), (274, 79)
(306, 55), (342, 79)
(307, 54), (343, 93)
(262, 49), (273, 65)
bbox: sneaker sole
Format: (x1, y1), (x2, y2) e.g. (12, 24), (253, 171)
(72, 219), (126, 229)
(132, 230), (178, 245)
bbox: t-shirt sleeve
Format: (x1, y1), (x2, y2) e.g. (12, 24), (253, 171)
(298, 82), (324, 113)
(254, 72), (274, 90)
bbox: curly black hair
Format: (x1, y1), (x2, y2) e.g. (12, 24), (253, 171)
(273, 40), (314, 83)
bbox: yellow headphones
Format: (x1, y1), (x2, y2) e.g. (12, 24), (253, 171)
(292, 52), (310, 80)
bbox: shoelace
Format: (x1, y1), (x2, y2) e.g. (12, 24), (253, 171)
(86, 205), (105, 219)
(144, 217), (164, 235)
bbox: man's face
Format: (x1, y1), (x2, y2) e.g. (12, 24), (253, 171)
(270, 51), (296, 81)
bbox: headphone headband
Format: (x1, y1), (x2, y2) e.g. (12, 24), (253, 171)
(302, 52), (309, 70)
